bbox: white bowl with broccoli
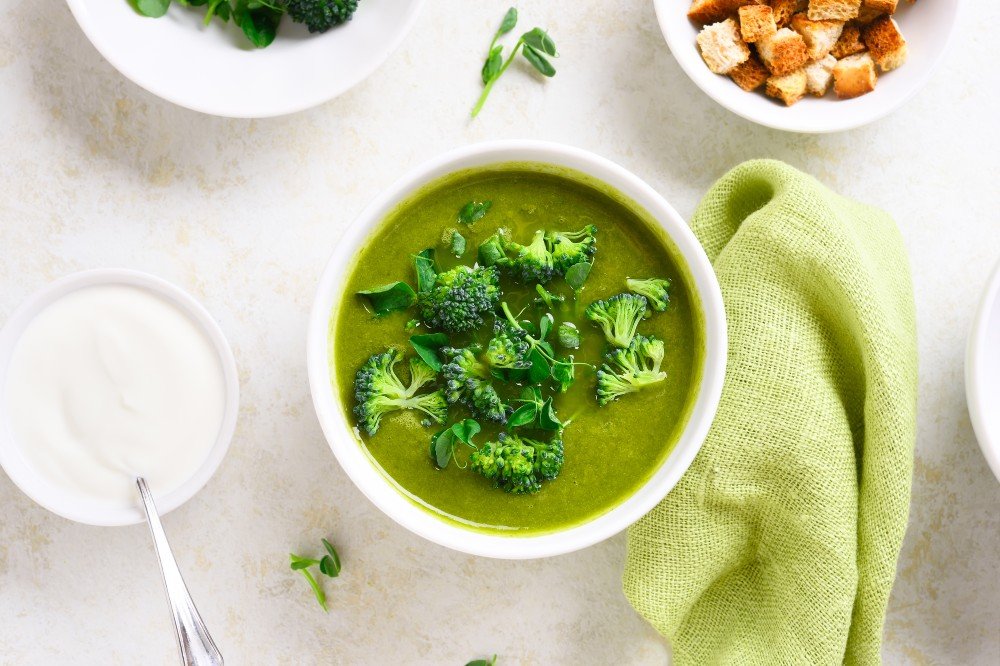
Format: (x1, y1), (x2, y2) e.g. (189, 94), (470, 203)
(64, 0), (425, 118)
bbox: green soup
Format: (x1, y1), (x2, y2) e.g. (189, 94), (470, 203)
(332, 164), (704, 535)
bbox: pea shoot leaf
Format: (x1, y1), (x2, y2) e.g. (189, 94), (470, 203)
(357, 282), (416, 316)
(414, 248), (437, 293)
(409, 333), (448, 371)
(565, 261), (592, 291)
(459, 200), (492, 225)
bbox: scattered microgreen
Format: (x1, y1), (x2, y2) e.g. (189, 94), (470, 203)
(232, 0), (281, 48)
(450, 230), (467, 257)
(552, 357), (575, 392)
(405, 318), (420, 332)
(565, 261), (592, 293)
(534, 284), (565, 310)
(471, 8), (559, 117)
(135, 0), (171, 18)
(431, 419), (481, 468)
(459, 200), (493, 225)
(409, 333), (448, 372)
(289, 539), (342, 612)
(466, 656), (498, 666)
(557, 322), (580, 349)
(414, 249), (437, 293)
(358, 282), (416, 316)
(539, 312), (554, 340)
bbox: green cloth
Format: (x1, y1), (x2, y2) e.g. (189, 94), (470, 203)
(624, 160), (918, 665)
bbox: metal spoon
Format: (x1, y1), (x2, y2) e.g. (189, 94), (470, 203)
(136, 477), (224, 666)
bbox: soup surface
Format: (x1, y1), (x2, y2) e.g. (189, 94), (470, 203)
(333, 164), (703, 534)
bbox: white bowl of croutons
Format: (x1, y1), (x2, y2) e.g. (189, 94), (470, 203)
(654, 0), (959, 132)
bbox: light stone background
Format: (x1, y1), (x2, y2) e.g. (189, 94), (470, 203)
(0, 0), (998, 664)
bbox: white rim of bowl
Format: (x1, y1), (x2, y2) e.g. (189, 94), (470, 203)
(63, 0), (427, 118)
(0, 269), (240, 526)
(652, 1), (963, 133)
(307, 140), (727, 559)
(966, 259), (1000, 483)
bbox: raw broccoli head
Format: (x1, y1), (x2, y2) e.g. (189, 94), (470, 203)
(626, 277), (672, 312)
(484, 325), (532, 371)
(585, 293), (649, 348)
(418, 265), (500, 333)
(502, 229), (555, 284)
(546, 225), (597, 274)
(595, 334), (667, 406)
(283, 0), (359, 33)
(353, 348), (448, 436)
(469, 432), (564, 494)
(440, 345), (510, 423)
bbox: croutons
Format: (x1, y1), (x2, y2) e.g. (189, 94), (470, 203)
(833, 52), (877, 98)
(862, 15), (908, 71)
(729, 54), (771, 90)
(831, 22), (867, 58)
(769, 0), (807, 27)
(790, 13), (845, 59)
(697, 19), (751, 74)
(766, 69), (808, 105)
(807, 0), (861, 21)
(688, 0), (761, 25)
(862, 0), (898, 13)
(804, 54), (837, 95)
(739, 5), (777, 42)
(757, 28), (810, 76)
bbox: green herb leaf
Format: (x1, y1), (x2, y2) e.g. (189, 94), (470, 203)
(539, 313), (554, 341)
(521, 45), (556, 77)
(459, 200), (492, 225)
(466, 657), (498, 666)
(522, 28), (557, 56)
(451, 419), (481, 445)
(289, 553), (320, 570)
(409, 333), (448, 372)
(565, 261), (592, 291)
(552, 357), (575, 392)
(135, 0), (171, 17)
(450, 230), (467, 257)
(482, 45), (504, 85)
(557, 322), (581, 349)
(357, 282), (416, 316)
(233, 1), (280, 48)
(431, 428), (456, 468)
(298, 568), (327, 612)
(478, 234), (507, 267)
(319, 539), (341, 577)
(538, 397), (562, 430)
(507, 403), (537, 428)
(528, 348), (551, 383)
(414, 248), (437, 293)
(497, 8), (517, 35)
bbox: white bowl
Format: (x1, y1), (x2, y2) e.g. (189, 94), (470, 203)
(654, 1), (960, 133)
(307, 140), (727, 559)
(0, 269), (240, 526)
(966, 259), (1000, 484)
(64, 0), (425, 118)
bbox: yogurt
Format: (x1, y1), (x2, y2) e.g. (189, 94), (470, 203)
(3, 284), (227, 507)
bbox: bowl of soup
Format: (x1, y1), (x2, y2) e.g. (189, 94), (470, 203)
(307, 141), (726, 558)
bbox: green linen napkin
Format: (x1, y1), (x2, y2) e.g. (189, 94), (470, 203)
(624, 160), (917, 665)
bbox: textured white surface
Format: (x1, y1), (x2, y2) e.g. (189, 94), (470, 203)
(0, 1), (997, 664)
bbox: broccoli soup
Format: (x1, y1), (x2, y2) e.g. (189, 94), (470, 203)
(332, 165), (704, 535)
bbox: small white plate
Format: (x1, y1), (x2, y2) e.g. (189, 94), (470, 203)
(64, 0), (425, 118)
(653, 1), (960, 133)
(967, 259), (1000, 484)
(0, 270), (240, 525)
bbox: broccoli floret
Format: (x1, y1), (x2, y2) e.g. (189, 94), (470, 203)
(501, 229), (555, 284)
(353, 349), (448, 436)
(596, 335), (667, 405)
(626, 277), (672, 312)
(417, 265), (500, 333)
(440, 345), (510, 423)
(478, 232), (508, 268)
(282, 0), (358, 32)
(484, 326), (532, 371)
(546, 225), (597, 273)
(469, 432), (565, 494)
(585, 293), (648, 348)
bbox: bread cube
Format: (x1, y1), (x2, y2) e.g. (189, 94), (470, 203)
(864, 0), (898, 11)
(833, 52), (877, 98)
(697, 19), (752, 74)
(790, 13), (845, 59)
(766, 69), (808, 105)
(689, 0), (762, 25)
(769, 0), (807, 27)
(739, 5), (777, 42)
(804, 54), (837, 95)
(862, 16), (908, 71)
(807, 0), (861, 21)
(729, 54), (771, 90)
(757, 28), (810, 76)
(831, 22), (866, 58)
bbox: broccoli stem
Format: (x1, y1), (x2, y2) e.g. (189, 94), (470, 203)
(471, 38), (525, 118)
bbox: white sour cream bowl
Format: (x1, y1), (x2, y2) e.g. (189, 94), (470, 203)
(0, 270), (240, 526)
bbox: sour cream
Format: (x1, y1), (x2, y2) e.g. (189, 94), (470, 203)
(3, 284), (227, 507)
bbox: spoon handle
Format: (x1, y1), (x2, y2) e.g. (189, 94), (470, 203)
(137, 477), (224, 666)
